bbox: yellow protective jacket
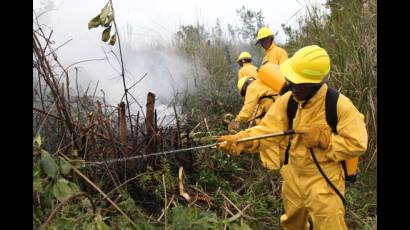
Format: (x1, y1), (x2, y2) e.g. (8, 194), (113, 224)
(242, 83), (368, 168)
(235, 79), (278, 124)
(262, 43), (288, 65)
(237, 63), (258, 80)
(235, 79), (280, 170)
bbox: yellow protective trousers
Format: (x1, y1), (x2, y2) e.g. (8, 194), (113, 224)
(279, 162), (346, 230)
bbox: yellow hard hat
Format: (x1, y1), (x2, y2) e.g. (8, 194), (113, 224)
(237, 51), (252, 61)
(256, 27), (273, 41)
(237, 76), (255, 96)
(280, 45), (330, 84)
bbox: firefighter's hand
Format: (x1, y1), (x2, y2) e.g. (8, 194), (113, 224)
(217, 135), (243, 156)
(228, 120), (240, 133)
(296, 125), (332, 149)
(217, 131), (252, 156)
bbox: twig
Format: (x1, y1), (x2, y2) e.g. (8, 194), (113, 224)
(223, 202), (228, 230)
(65, 67), (71, 113)
(204, 118), (212, 136)
(157, 195), (174, 222)
(127, 92), (146, 120)
(33, 107), (134, 151)
(41, 192), (96, 229)
(33, 101), (57, 138)
(220, 193), (256, 220)
(127, 72), (148, 91)
(75, 67), (81, 119)
(45, 38), (73, 56)
(92, 80), (100, 102)
(64, 58), (107, 71)
(33, 32), (81, 151)
(173, 103), (181, 148)
(109, 0), (134, 138)
(162, 174), (168, 229)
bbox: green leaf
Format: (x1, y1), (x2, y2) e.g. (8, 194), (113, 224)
(40, 151), (59, 178)
(33, 178), (43, 192)
(102, 26), (111, 42)
(223, 212), (241, 224)
(88, 14), (101, 29)
(67, 181), (80, 193)
(94, 214), (109, 230)
(34, 134), (42, 147)
(104, 13), (114, 27)
(109, 33), (117, 46)
(52, 178), (79, 202)
(59, 158), (71, 175)
(99, 2), (111, 25)
(40, 184), (55, 208)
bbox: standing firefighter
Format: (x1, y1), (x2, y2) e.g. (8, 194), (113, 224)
(237, 51), (258, 80)
(228, 75), (281, 170)
(218, 45), (368, 229)
(255, 27), (288, 65)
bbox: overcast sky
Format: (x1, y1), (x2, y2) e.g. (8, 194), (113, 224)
(34, 0), (327, 43)
(33, 0), (327, 119)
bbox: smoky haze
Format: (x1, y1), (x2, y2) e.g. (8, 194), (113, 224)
(33, 0), (201, 121)
(33, 0), (327, 121)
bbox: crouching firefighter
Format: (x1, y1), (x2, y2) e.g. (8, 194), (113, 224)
(228, 74), (282, 170)
(218, 45), (368, 230)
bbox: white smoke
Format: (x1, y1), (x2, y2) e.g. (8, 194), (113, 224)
(33, 0), (199, 124)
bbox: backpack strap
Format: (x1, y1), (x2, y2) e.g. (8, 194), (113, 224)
(254, 112), (266, 120)
(258, 94), (278, 103)
(284, 96), (298, 165)
(325, 87), (356, 182)
(325, 87), (339, 134)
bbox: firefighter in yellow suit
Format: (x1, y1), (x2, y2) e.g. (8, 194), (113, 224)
(229, 76), (280, 170)
(255, 27), (288, 65)
(218, 45), (368, 230)
(237, 51), (258, 80)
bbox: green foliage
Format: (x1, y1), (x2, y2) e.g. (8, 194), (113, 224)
(169, 206), (222, 230)
(235, 6), (266, 41)
(109, 33), (117, 46)
(94, 214), (110, 230)
(59, 158), (71, 175)
(101, 26), (111, 42)
(52, 178), (80, 202)
(40, 150), (59, 178)
(88, 15), (101, 29)
(33, 135), (92, 228)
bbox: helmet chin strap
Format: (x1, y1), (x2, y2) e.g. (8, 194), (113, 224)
(321, 74), (330, 84)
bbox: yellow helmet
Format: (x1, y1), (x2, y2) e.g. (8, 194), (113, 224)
(237, 51), (252, 61)
(280, 45), (330, 84)
(256, 27), (273, 41)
